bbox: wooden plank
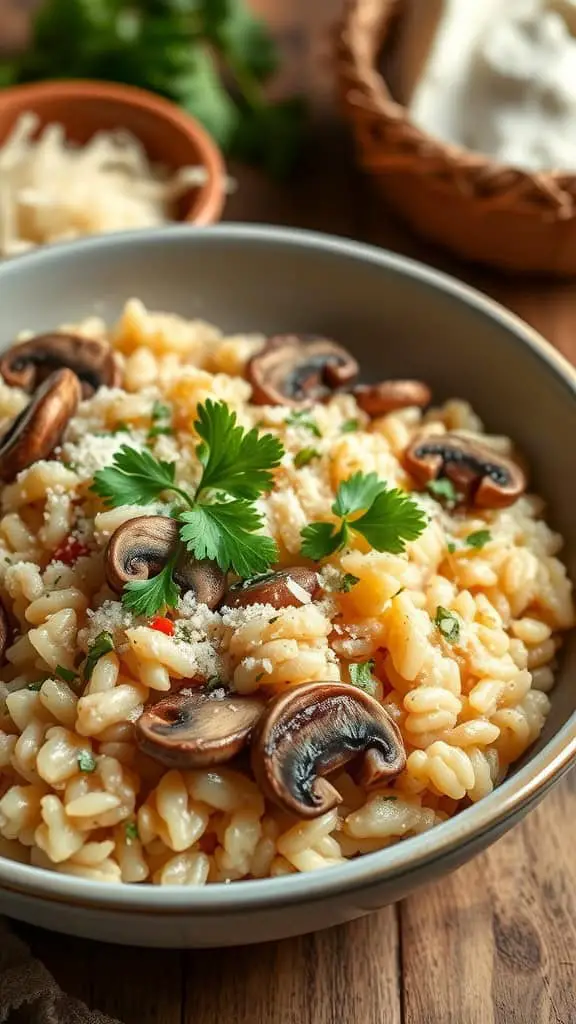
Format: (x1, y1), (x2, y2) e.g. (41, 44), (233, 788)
(22, 926), (183, 1024)
(400, 772), (576, 1024)
(184, 907), (401, 1024)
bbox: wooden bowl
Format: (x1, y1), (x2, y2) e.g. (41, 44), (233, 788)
(0, 79), (226, 226)
(336, 0), (576, 276)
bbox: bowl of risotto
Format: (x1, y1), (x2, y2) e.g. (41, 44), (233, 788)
(0, 224), (573, 948)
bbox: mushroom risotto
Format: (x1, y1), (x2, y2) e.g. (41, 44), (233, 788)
(0, 300), (572, 885)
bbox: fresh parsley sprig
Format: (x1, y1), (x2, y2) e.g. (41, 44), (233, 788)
(92, 401), (284, 615)
(301, 471), (427, 560)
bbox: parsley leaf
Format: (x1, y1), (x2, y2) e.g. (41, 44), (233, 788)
(352, 488), (428, 555)
(340, 573), (360, 593)
(427, 478), (459, 503)
(123, 559), (180, 617)
(55, 664), (78, 685)
(195, 399), (283, 499)
(125, 821), (139, 844)
(180, 501), (278, 576)
(301, 521), (349, 561)
(294, 447), (320, 468)
(466, 529), (492, 549)
(349, 660), (377, 695)
(341, 419), (359, 434)
(83, 631), (115, 682)
(92, 445), (186, 508)
(332, 471), (387, 518)
(78, 749), (97, 774)
(446, 541), (457, 554)
(434, 606), (460, 643)
(285, 409), (322, 438)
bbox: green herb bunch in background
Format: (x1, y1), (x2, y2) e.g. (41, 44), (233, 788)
(0, 0), (306, 177)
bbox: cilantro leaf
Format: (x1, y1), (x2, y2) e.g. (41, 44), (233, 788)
(332, 472), (387, 518)
(195, 399), (283, 500)
(83, 631), (115, 682)
(91, 445), (181, 507)
(352, 487), (428, 555)
(300, 521), (349, 561)
(427, 478), (459, 503)
(294, 447), (320, 468)
(78, 749), (97, 774)
(180, 501), (278, 576)
(123, 560), (180, 617)
(349, 660), (377, 695)
(434, 606), (460, 643)
(466, 529), (492, 549)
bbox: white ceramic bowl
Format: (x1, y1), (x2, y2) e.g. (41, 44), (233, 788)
(0, 225), (574, 947)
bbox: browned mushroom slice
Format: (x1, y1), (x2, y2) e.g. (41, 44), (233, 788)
(354, 380), (431, 417)
(247, 334), (359, 406)
(251, 682), (406, 819)
(105, 515), (226, 608)
(136, 687), (266, 768)
(0, 333), (121, 398)
(0, 599), (9, 663)
(0, 368), (81, 482)
(223, 568), (320, 610)
(404, 431), (525, 509)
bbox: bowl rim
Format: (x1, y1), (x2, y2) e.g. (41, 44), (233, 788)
(0, 222), (573, 914)
(0, 78), (226, 226)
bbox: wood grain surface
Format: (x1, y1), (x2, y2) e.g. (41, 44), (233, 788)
(1, 1), (575, 1021)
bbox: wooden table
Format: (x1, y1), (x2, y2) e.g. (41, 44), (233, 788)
(1, 1), (575, 1021)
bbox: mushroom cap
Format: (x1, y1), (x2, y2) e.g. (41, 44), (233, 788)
(405, 431), (526, 509)
(354, 380), (431, 417)
(223, 567), (320, 610)
(105, 515), (226, 608)
(251, 681), (406, 819)
(247, 334), (359, 406)
(136, 687), (266, 768)
(0, 368), (81, 482)
(0, 333), (121, 398)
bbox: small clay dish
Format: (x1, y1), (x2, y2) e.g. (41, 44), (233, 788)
(0, 79), (226, 226)
(336, 0), (576, 276)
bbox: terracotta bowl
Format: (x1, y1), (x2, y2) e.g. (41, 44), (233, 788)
(0, 80), (226, 226)
(0, 225), (573, 947)
(336, 0), (576, 276)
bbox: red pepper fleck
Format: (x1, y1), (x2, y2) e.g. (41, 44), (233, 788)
(51, 536), (90, 566)
(149, 616), (175, 636)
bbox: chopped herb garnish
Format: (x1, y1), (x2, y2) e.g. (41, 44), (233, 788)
(340, 573), (360, 593)
(255, 671), (265, 682)
(53, 575), (62, 585)
(285, 409), (321, 438)
(83, 631), (115, 681)
(148, 401), (174, 441)
(294, 447), (321, 468)
(77, 749), (97, 774)
(301, 471), (427, 560)
(341, 419), (359, 434)
(349, 660), (377, 695)
(55, 665), (78, 685)
(427, 478), (459, 503)
(152, 401), (172, 421)
(446, 541), (457, 554)
(205, 676), (224, 692)
(466, 529), (492, 550)
(434, 606), (460, 643)
(125, 821), (139, 844)
(92, 400), (285, 614)
(27, 681), (43, 692)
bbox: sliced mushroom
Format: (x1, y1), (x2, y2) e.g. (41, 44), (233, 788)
(251, 681), (406, 819)
(354, 380), (431, 417)
(105, 515), (226, 608)
(247, 334), (359, 406)
(136, 686), (266, 768)
(223, 568), (321, 610)
(0, 333), (120, 398)
(0, 599), (9, 663)
(0, 368), (81, 482)
(404, 431), (526, 509)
